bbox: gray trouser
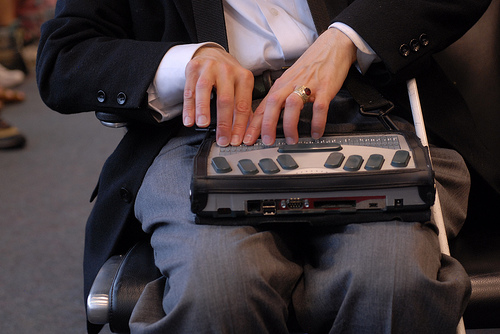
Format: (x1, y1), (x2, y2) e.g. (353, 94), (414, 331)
(133, 126), (471, 334)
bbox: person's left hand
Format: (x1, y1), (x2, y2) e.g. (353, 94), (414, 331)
(243, 28), (357, 146)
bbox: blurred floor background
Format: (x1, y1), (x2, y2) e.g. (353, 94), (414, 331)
(0, 72), (121, 333)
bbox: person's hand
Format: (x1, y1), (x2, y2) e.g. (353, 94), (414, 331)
(243, 28), (357, 146)
(182, 45), (254, 147)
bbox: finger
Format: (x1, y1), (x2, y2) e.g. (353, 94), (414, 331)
(215, 81), (235, 147)
(183, 57), (216, 128)
(259, 92), (286, 146)
(182, 86), (196, 127)
(281, 92), (304, 144)
(214, 61), (246, 146)
(230, 73), (254, 146)
(183, 60), (206, 127)
(243, 100), (264, 146)
(194, 75), (215, 128)
(310, 93), (330, 139)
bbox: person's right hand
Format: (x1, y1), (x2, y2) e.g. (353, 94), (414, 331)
(182, 45), (254, 147)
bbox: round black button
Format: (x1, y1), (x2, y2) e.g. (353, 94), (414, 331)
(97, 90), (106, 103)
(119, 187), (133, 203)
(399, 44), (410, 57)
(410, 39), (420, 52)
(419, 33), (429, 47)
(117, 92), (127, 105)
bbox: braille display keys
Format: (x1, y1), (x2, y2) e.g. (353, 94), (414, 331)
(191, 131), (434, 226)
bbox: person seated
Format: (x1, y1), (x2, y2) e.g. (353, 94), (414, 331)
(36, 0), (491, 333)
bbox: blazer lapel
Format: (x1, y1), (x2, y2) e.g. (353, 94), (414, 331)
(307, 0), (331, 34)
(192, 0), (229, 50)
(172, 0), (228, 50)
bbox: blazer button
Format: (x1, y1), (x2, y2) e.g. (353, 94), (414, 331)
(97, 90), (106, 103)
(399, 44), (411, 57)
(410, 39), (420, 52)
(119, 187), (133, 203)
(117, 92), (127, 105)
(419, 33), (429, 47)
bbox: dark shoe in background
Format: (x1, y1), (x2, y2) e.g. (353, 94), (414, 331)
(0, 115), (26, 149)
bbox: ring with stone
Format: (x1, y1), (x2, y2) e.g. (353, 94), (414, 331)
(292, 85), (312, 103)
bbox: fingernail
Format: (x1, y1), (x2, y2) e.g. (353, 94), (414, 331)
(286, 137), (295, 145)
(243, 134), (253, 145)
(218, 136), (229, 147)
(197, 115), (208, 126)
(312, 132), (320, 139)
(231, 135), (240, 146)
(262, 135), (273, 146)
(183, 116), (192, 126)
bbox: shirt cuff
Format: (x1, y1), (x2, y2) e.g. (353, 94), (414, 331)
(330, 22), (380, 73)
(148, 42), (225, 122)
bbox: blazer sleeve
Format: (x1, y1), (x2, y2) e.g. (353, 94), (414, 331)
(333, 0), (492, 81)
(36, 0), (192, 123)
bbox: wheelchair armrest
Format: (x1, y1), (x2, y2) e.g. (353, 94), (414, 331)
(470, 272), (500, 307)
(95, 111), (129, 128)
(87, 255), (124, 324)
(449, 168), (500, 329)
(87, 240), (306, 334)
(87, 240), (162, 332)
(466, 272), (500, 329)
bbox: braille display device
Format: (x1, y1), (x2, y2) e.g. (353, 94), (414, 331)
(190, 130), (435, 226)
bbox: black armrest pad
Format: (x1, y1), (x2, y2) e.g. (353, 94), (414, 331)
(95, 111), (128, 128)
(465, 273), (500, 329)
(109, 241), (162, 333)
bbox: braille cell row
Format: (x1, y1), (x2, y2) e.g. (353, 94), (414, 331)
(218, 135), (402, 155)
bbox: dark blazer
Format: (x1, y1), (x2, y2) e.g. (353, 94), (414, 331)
(36, 0), (492, 333)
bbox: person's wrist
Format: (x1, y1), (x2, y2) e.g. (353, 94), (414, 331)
(328, 27), (357, 65)
(192, 43), (226, 59)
